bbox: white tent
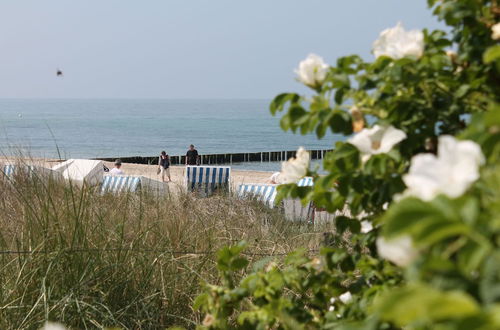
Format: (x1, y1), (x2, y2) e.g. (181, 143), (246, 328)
(52, 159), (103, 186)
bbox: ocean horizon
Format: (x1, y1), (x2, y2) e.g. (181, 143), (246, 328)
(0, 98), (340, 170)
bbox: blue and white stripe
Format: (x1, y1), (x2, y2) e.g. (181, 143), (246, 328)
(101, 175), (141, 194)
(186, 166), (231, 195)
(238, 184), (277, 208)
(2, 165), (16, 176)
(2, 165), (64, 181)
(2, 165), (36, 177)
(297, 177), (313, 187)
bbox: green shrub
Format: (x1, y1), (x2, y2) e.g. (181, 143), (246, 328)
(196, 1), (500, 329)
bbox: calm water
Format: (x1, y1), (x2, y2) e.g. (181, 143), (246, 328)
(0, 99), (340, 170)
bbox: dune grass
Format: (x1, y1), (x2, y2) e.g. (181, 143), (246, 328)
(0, 167), (330, 329)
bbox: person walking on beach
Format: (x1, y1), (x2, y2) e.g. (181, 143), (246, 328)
(158, 151), (171, 182)
(109, 159), (124, 175)
(185, 144), (200, 166)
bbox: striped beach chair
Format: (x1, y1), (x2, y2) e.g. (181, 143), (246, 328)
(101, 175), (141, 194)
(238, 184), (277, 208)
(101, 175), (168, 195)
(284, 176), (315, 222)
(2, 164), (16, 177)
(294, 177), (339, 223)
(2, 164), (63, 181)
(185, 166), (231, 196)
(297, 177), (314, 187)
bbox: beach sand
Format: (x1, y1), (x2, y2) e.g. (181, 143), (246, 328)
(1, 157), (274, 190)
(103, 161), (274, 191)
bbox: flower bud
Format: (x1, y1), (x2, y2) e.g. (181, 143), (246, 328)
(349, 107), (365, 133)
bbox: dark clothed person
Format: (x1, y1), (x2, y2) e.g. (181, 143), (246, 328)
(186, 145), (199, 165)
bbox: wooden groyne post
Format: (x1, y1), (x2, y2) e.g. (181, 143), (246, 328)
(96, 149), (333, 166)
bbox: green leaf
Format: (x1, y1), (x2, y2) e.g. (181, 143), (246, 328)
(375, 284), (480, 327)
(270, 93), (301, 115)
(193, 292), (209, 310)
(252, 256), (275, 272)
(325, 143), (360, 173)
(329, 110), (352, 134)
(288, 105), (307, 125)
(217, 241), (248, 271)
(455, 84), (470, 98)
(231, 257), (249, 270)
(484, 45), (500, 64)
(381, 197), (470, 246)
(458, 241), (491, 275)
(316, 122), (328, 139)
(285, 249), (309, 266)
(480, 252), (500, 304)
(459, 197), (479, 226)
(335, 216), (352, 234)
(280, 114), (292, 131)
(334, 88), (346, 105)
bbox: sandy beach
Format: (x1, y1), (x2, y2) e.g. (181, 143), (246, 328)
(104, 161), (274, 193)
(1, 156), (275, 191)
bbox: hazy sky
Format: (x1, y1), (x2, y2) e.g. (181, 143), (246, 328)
(0, 1), (445, 99)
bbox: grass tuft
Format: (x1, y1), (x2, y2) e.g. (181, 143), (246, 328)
(0, 163), (330, 329)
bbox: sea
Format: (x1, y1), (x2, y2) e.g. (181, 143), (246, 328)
(0, 99), (342, 171)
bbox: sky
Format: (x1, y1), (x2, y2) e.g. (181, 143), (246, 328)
(0, 1), (446, 99)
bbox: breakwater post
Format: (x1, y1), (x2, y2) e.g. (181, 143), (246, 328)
(96, 149), (333, 166)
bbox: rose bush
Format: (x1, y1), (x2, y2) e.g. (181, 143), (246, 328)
(195, 0), (500, 329)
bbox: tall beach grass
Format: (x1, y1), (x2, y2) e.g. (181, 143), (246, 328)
(0, 162), (330, 329)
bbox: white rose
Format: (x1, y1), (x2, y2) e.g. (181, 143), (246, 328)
(40, 322), (67, 330)
(376, 236), (418, 267)
(360, 221), (374, 233)
(280, 147), (310, 184)
(295, 53), (329, 88)
(402, 135), (484, 201)
(373, 22), (424, 59)
(348, 124), (407, 162)
(492, 22), (500, 40)
(339, 291), (353, 304)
